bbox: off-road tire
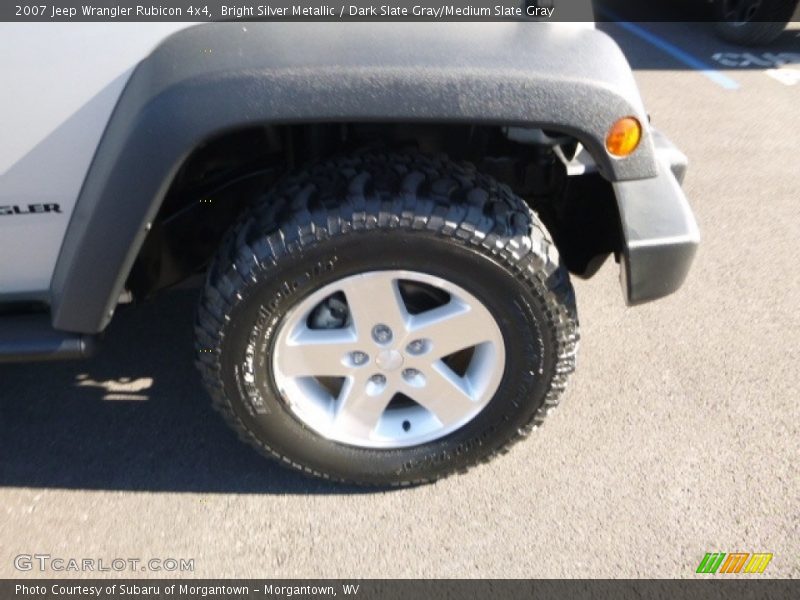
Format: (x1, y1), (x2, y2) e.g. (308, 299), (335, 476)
(195, 152), (579, 486)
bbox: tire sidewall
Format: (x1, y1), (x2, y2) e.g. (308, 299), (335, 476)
(216, 227), (557, 484)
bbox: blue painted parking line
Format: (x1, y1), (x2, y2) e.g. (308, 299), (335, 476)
(600, 13), (741, 91)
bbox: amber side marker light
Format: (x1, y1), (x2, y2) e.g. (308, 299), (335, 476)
(606, 117), (642, 157)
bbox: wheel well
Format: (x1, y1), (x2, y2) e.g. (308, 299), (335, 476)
(126, 122), (623, 299)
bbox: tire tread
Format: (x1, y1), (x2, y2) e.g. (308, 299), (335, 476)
(195, 152), (579, 486)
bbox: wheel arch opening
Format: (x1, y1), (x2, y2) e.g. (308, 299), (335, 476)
(126, 120), (623, 301)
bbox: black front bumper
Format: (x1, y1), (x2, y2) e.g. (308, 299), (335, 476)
(612, 130), (700, 305)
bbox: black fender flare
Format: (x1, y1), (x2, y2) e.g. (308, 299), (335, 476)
(51, 22), (657, 333)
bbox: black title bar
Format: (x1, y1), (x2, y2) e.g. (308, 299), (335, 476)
(4, 0), (799, 22)
(3, 579), (799, 600)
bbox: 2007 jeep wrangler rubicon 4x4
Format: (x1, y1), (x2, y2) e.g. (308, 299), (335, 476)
(0, 22), (699, 485)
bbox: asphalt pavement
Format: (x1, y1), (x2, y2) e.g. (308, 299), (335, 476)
(1, 21), (798, 578)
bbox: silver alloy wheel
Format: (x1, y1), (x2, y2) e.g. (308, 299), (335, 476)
(272, 270), (506, 448)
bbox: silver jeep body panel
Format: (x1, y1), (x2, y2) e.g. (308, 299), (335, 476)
(0, 23), (191, 299)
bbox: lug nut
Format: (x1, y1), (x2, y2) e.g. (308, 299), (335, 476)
(350, 351), (369, 366)
(406, 339), (429, 355)
(372, 324), (393, 345)
(402, 368), (426, 387)
(366, 373), (387, 396)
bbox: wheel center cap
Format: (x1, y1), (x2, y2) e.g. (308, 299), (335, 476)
(375, 349), (404, 372)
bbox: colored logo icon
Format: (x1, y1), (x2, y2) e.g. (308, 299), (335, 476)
(696, 552), (773, 574)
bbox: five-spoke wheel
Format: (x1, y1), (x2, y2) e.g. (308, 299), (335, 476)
(272, 271), (505, 447)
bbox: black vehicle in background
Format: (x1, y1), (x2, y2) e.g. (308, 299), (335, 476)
(713, 0), (799, 45)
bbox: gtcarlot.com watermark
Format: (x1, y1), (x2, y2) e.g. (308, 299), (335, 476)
(14, 554), (194, 573)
